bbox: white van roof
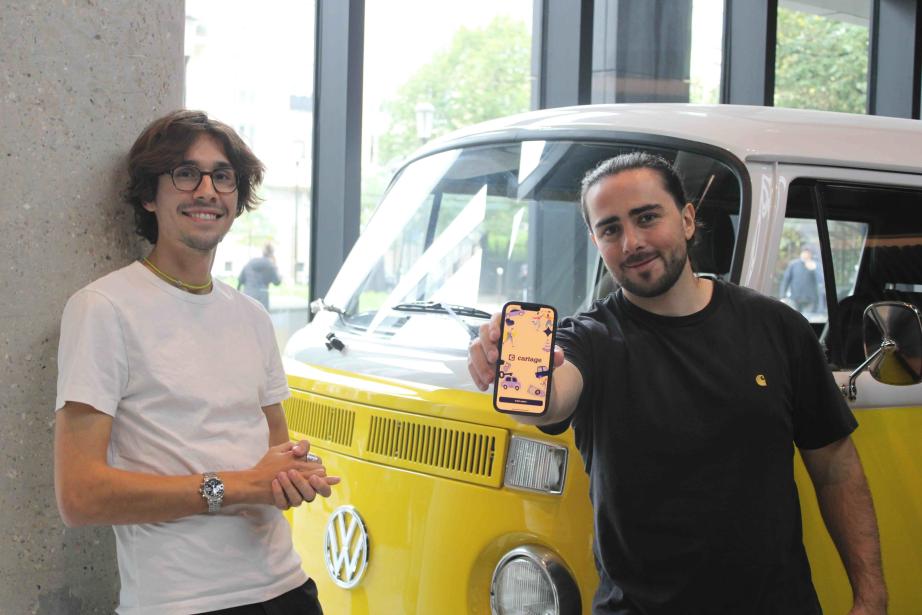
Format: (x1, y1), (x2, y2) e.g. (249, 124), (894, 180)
(424, 104), (922, 174)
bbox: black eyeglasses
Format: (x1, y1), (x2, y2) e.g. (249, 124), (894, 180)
(166, 165), (238, 193)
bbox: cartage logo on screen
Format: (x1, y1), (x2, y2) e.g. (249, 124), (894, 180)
(493, 302), (557, 415)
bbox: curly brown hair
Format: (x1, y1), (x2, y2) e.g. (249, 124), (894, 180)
(123, 110), (265, 243)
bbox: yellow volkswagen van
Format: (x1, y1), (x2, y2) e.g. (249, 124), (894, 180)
(282, 104), (922, 614)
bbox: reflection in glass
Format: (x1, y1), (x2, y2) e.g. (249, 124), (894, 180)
(323, 140), (741, 352)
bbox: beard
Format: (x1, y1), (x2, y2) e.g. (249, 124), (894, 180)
(173, 202), (233, 252)
(179, 228), (228, 252)
(615, 242), (688, 298)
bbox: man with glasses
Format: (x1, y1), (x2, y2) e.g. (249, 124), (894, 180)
(54, 110), (337, 614)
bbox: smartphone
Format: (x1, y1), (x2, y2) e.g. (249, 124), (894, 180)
(492, 301), (558, 416)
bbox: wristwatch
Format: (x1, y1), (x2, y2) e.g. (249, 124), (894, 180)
(199, 472), (224, 513)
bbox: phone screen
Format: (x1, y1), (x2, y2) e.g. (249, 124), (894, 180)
(493, 302), (557, 415)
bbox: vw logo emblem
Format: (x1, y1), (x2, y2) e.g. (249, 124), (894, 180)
(323, 505), (369, 588)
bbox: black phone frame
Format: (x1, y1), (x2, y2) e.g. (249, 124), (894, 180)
(492, 301), (558, 417)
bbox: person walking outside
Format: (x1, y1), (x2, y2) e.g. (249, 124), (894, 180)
(238, 242), (282, 310)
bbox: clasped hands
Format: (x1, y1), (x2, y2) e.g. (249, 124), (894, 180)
(255, 440), (341, 510)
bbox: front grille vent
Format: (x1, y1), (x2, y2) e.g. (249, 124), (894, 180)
(367, 416), (496, 478)
(283, 396), (355, 447)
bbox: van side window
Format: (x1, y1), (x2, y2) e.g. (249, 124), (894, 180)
(771, 179), (922, 369)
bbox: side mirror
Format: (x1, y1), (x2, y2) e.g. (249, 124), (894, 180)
(842, 301), (922, 400)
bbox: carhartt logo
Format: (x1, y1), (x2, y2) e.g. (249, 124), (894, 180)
(755, 374), (768, 387)
(324, 505), (369, 588)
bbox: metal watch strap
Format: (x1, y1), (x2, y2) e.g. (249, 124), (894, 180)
(201, 472), (222, 513)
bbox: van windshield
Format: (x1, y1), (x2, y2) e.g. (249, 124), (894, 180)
(324, 140), (742, 342)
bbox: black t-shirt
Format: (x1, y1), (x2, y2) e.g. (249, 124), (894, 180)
(548, 280), (857, 615)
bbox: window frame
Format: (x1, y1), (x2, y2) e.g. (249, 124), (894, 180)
(768, 163), (922, 407)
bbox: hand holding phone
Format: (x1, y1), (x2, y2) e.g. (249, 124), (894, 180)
(492, 302), (558, 416)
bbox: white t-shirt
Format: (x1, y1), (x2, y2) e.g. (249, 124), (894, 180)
(56, 262), (307, 614)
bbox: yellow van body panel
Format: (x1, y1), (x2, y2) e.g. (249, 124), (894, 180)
(287, 363), (922, 614)
(796, 406), (922, 614)
(284, 366), (597, 614)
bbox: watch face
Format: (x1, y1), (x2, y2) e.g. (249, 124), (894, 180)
(203, 478), (224, 498)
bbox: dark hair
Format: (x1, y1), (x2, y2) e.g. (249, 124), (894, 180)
(123, 110), (265, 243)
(579, 151), (687, 229)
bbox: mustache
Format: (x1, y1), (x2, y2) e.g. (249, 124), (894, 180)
(622, 251), (658, 267)
(178, 202), (229, 215)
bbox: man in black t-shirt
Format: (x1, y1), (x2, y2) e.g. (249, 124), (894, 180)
(468, 153), (886, 614)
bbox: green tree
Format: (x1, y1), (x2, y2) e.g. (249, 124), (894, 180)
(377, 16), (531, 165)
(774, 8), (868, 114)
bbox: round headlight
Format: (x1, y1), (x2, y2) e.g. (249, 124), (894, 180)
(490, 545), (581, 615)
(493, 556), (554, 614)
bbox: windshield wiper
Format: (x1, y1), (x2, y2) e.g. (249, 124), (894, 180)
(390, 301), (490, 339)
(391, 301), (491, 319)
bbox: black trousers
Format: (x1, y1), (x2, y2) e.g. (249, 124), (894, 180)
(197, 579), (323, 615)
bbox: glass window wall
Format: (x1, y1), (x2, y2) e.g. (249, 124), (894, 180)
(774, 0), (870, 113)
(184, 0), (315, 348)
(689, 0), (724, 104)
(361, 0), (534, 229)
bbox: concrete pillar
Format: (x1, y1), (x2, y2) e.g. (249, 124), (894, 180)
(0, 2), (183, 612)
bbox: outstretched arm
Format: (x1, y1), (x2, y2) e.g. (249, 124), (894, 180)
(468, 312), (583, 426)
(800, 436), (887, 615)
